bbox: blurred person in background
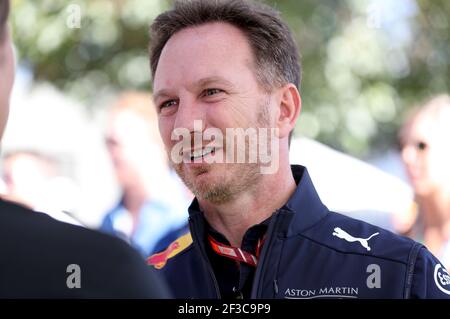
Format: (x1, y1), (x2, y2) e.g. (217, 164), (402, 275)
(101, 92), (190, 257)
(0, 0), (169, 297)
(1, 150), (82, 225)
(398, 94), (450, 270)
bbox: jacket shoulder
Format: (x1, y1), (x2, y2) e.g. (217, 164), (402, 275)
(293, 210), (450, 298)
(147, 232), (216, 298)
(302, 211), (418, 263)
(410, 245), (450, 298)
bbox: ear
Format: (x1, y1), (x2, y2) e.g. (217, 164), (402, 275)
(276, 84), (301, 139)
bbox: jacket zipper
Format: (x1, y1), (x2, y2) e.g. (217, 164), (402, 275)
(251, 209), (282, 298)
(189, 216), (221, 298)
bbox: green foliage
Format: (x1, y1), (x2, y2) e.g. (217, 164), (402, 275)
(10, 0), (450, 157)
(11, 0), (168, 104)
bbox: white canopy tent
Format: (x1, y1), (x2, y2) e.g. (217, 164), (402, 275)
(289, 137), (414, 232)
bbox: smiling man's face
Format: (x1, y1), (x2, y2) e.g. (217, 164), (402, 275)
(153, 22), (276, 204)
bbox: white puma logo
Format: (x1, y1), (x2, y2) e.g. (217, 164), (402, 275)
(332, 227), (379, 251)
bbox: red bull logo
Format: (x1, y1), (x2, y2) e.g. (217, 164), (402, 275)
(147, 232), (192, 269)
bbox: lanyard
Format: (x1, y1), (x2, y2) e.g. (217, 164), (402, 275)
(208, 234), (266, 267)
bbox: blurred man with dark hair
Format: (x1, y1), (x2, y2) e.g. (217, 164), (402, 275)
(0, 0), (169, 298)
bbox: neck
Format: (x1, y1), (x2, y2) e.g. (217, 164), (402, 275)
(199, 161), (296, 247)
(417, 190), (450, 228)
(416, 190), (450, 255)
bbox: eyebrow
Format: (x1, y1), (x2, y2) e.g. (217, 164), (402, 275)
(153, 76), (235, 102)
(193, 76), (235, 91)
(153, 89), (173, 104)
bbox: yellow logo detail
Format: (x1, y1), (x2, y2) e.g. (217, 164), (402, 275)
(147, 232), (192, 269)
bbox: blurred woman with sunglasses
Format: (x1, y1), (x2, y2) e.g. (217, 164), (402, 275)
(398, 95), (450, 270)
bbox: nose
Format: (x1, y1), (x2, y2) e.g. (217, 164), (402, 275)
(173, 97), (206, 134)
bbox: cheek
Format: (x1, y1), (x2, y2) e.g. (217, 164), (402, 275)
(158, 117), (175, 147)
(207, 102), (248, 130)
(428, 151), (450, 181)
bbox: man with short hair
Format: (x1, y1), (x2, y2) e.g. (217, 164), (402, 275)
(0, 0), (169, 298)
(147, 0), (450, 299)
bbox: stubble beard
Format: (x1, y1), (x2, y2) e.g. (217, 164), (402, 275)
(172, 148), (262, 205)
(170, 99), (272, 204)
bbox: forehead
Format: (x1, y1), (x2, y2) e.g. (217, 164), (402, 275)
(402, 112), (450, 145)
(153, 22), (255, 90)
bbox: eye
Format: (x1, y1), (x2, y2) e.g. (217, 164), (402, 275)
(397, 140), (428, 152)
(416, 141), (428, 151)
(202, 88), (223, 97)
(159, 100), (178, 110)
(161, 100), (177, 108)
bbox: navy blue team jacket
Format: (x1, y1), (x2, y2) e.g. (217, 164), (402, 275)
(149, 165), (450, 299)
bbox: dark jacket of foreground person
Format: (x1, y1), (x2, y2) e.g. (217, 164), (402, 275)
(0, 198), (170, 298)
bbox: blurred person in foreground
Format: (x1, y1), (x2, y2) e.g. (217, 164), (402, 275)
(101, 92), (190, 257)
(398, 95), (450, 270)
(0, 0), (169, 298)
(147, 0), (450, 299)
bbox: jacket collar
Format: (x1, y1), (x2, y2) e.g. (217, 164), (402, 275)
(283, 165), (329, 236)
(187, 165), (329, 237)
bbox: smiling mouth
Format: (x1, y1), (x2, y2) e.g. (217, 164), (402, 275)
(186, 147), (216, 161)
